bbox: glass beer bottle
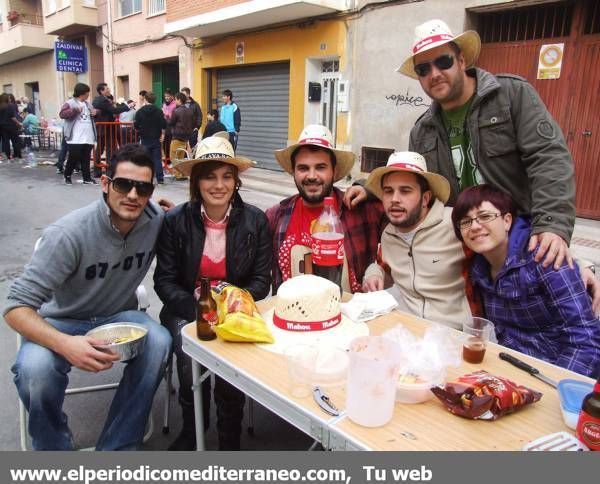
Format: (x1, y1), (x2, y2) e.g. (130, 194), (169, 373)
(196, 276), (217, 341)
(576, 376), (600, 450)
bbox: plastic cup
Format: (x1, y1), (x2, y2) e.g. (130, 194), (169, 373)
(462, 317), (494, 364)
(285, 344), (318, 398)
(346, 336), (403, 427)
(312, 346), (349, 392)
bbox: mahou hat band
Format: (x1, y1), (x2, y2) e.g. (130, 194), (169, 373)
(272, 312), (341, 332)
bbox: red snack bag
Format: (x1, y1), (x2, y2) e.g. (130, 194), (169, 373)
(431, 370), (542, 420)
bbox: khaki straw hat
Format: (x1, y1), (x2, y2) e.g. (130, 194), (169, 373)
(397, 19), (481, 79)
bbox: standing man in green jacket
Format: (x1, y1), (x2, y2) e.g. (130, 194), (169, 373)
(346, 19), (577, 272)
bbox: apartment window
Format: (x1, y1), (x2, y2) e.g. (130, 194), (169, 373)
(81, 0), (95, 6)
(476, 1), (573, 43)
(361, 147), (395, 173)
(47, 0), (57, 14)
(3, 84), (13, 94)
(119, 0), (141, 17)
(147, 0), (165, 16)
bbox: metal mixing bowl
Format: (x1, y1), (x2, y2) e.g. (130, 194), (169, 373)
(86, 322), (148, 362)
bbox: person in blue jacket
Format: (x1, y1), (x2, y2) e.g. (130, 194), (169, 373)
(219, 89), (241, 151)
(452, 184), (600, 377)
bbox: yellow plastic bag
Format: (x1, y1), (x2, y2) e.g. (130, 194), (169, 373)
(211, 282), (274, 343)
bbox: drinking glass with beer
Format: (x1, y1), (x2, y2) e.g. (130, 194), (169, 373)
(462, 317), (494, 364)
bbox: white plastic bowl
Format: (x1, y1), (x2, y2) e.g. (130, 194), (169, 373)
(396, 379), (435, 404)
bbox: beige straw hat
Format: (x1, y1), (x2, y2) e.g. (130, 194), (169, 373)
(175, 136), (255, 177)
(365, 151), (450, 203)
(397, 19), (481, 79)
(274, 124), (354, 182)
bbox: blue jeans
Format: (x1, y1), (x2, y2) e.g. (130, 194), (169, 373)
(140, 138), (163, 182)
(12, 310), (172, 450)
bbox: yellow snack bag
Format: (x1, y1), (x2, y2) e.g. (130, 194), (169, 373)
(211, 282), (274, 343)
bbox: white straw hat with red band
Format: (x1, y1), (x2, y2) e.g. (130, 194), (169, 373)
(397, 19), (481, 79)
(365, 151), (451, 203)
(257, 275), (368, 354)
(274, 124), (355, 182)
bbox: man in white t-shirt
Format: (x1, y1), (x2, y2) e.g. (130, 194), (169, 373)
(58, 83), (98, 185)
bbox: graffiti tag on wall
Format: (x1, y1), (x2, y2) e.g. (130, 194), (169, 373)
(385, 90), (429, 108)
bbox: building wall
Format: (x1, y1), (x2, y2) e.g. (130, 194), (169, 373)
(0, 50), (59, 117)
(166, 0), (247, 22)
(98, 8), (190, 99)
(193, 19), (348, 145)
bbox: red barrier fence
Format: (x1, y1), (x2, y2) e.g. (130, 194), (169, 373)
(93, 122), (139, 171)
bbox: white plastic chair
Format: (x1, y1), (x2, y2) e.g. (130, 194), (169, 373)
(17, 285), (154, 450)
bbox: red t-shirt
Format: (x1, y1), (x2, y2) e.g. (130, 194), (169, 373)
(278, 198), (352, 290)
(196, 213), (227, 286)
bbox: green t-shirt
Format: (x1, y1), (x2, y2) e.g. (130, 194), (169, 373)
(441, 97), (483, 190)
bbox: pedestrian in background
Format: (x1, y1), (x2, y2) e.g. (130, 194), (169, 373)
(118, 99), (137, 145)
(93, 83), (128, 178)
(169, 92), (194, 175)
(181, 87), (202, 149)
(202, 109), (226, 139)
(0, 93), (23, 161)
(21, 107), (39, 148)
(134, 91), (166, 184)
(219, 89), (241, 151)
(59, 83), (97, 185)
(162, 89), (176, 166)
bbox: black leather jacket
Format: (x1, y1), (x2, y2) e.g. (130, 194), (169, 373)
(154, 193), (272, 322)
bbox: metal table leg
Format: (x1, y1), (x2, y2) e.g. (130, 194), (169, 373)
(191, 360), (205, 451)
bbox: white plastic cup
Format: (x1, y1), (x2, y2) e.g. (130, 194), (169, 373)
(346, 336), (403, 427)
(285, 344), (318, 398)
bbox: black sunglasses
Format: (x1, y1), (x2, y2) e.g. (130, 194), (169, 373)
(108, 177), (154, 197)
(414, 54), (455, 77)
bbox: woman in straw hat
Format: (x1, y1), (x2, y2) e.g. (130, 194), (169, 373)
(154, 136), (272, 450)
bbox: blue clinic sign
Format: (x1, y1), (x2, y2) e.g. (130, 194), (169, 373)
(55, 41), (88, 73)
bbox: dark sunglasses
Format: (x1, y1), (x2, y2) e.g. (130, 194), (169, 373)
(108, 177), (154, 197)
(414, 54), (455, 77)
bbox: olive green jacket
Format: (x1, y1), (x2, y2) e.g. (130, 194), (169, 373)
(409, 68), (576, 243)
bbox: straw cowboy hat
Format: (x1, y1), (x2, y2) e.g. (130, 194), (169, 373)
(274, 124), (354, 182)
(175, 135), (256, 177)
(257, 275), (369, 355)
(397, 19), (481, 79)
(365, 151), (451, 203)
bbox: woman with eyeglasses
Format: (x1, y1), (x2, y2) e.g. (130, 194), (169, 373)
(154, 136), (272, 450)
(451, 184), (600, 377)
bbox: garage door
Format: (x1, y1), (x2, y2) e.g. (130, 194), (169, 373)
(217, 62), (290, 171)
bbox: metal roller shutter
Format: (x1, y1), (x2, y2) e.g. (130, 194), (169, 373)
(217, 62), (290, 171)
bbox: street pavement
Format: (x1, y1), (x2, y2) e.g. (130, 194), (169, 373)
(1, 154), (599, 451)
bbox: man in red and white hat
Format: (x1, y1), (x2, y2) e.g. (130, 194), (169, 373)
(362, 151), (474, 329)
(348, 19), (577, 274)
(266, 124), (387, 294)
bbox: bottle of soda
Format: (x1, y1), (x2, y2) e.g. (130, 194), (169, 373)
(576, 376), (600, 450)
(311, 196), (344, 292)
(196, 277), (217, 341)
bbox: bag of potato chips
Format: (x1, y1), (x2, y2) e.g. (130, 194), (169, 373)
(211, 282), (274, 343)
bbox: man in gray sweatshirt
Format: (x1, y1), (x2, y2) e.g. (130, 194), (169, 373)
(3, 144), (172, 450)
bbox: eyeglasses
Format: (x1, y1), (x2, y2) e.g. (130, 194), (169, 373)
(108, 177), (154, 197)
(457, 212), (502, 231)
(414, 54), (455, 77)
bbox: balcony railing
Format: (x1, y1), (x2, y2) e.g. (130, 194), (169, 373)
(8, 13), (44, 27)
